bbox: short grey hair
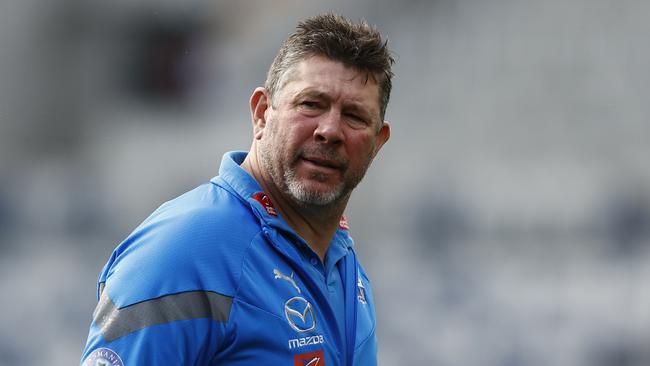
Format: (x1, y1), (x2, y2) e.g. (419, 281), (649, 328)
(265, 13), (395, 121)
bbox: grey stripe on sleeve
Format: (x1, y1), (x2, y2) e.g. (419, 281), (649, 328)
(93, 287), (233, 341)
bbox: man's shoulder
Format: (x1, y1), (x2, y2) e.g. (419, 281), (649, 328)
(152, 180), (256, 228)
(101, 181), (263, 307)
(134, 181), (262, 252)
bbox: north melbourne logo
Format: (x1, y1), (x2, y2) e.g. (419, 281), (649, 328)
(82, 348), (124, 366)
(357, 277), (367, 304)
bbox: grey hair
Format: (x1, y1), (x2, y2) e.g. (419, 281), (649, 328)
(264, 13), (395, 121)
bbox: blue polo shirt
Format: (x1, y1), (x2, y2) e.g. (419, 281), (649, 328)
(81, 151), (378, 365)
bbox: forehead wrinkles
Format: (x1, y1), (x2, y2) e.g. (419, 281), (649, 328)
(281, 72), (380, 119)
(275, 57), (376, 98)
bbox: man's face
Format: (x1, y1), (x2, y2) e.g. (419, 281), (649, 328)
(257, 55), (390, 207)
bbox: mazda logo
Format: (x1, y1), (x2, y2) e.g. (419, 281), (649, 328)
(284, 296), (316, 332)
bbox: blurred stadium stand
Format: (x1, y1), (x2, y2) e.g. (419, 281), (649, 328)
(1, 0), (649, 364)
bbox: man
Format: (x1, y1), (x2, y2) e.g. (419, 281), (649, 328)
(81, 13), (393, 366)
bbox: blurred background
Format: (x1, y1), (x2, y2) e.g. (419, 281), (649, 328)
(1, 0), (649, 364)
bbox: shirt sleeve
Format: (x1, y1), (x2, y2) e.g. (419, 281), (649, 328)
(80, 279), (232, 365)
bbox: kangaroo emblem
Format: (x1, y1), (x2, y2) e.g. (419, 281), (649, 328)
(273, 269), (301, 294)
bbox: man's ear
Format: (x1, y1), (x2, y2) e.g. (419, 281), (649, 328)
(250, 87), (270, 140)
(373, 121), (391, 156)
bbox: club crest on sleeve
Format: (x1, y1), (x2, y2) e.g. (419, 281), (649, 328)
(82, 348), (124, 366)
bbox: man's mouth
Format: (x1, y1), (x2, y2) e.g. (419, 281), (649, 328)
(302, 156), (343, 170)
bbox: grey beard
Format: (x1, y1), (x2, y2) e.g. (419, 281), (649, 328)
(257, 136), (368, 208)
(283, 167), (345, 207)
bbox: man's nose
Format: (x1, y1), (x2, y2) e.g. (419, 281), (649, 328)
(313, 111), (344, 144)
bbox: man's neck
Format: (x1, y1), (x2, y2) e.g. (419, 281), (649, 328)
(241, 150), (346, 261)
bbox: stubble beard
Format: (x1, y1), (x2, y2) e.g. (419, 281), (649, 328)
(259, 139), (371, 208)
(283, 164), (345, 207)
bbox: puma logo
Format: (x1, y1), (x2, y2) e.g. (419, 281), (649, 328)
(273, 269), (301, 294)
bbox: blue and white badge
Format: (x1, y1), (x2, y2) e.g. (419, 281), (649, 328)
(82, 348), (124, 366)
(357, 277), (367, 304)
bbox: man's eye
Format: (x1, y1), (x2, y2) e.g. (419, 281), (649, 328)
(348, 114), (361, 121)
(346, 113), (366, 124)
(301, 101), (319, 109)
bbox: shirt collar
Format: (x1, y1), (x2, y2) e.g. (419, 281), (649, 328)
(213, 151), (260, 202)
(212, 151), (354, 253)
